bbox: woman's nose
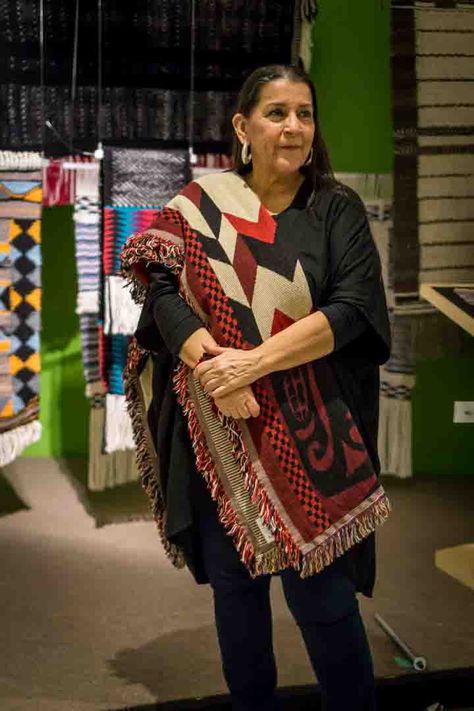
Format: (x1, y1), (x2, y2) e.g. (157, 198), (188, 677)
(283, 113), (302, 132)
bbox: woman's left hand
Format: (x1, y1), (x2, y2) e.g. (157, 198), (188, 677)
(194, 343), (262, 398)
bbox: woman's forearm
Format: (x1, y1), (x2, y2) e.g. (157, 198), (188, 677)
(253, 311), (335, 378)
(178, 327), (218, 369)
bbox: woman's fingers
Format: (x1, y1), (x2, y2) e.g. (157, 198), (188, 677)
(214, 387), (261, 420)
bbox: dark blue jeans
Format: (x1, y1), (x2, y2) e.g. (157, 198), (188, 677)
(193, 475), (377, 711)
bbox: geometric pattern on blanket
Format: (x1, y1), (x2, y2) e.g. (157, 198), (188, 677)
(100, 150), (189, 460)
(73, 162), (102, 396)
(0, 152), (42, 465)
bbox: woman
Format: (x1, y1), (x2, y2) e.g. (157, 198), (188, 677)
(121, 64), (391, 711)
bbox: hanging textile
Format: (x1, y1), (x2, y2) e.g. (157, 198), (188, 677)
(391, 0), (474, 296)
(42, 155), (94, 207)
(192, 153), (233, 179)
(95, 147), (190, 469)
(388, 1), (474, 477)
(0, 1), (305, 150)
(0, 151), (43, 465)
(73, 162), (102, 393)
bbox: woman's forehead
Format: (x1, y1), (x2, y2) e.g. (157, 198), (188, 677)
(257, 79), (313, 107)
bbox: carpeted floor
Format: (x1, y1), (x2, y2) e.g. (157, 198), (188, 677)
(0, 458), (473, 711)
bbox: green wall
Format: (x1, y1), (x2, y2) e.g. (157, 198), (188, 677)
(24, 0), (473, 474)
(311, 0), (393, 173)
(24, 207), (89, 457)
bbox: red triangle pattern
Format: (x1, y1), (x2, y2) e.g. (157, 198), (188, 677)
(271, 308), (296, 336)
(223, 205), (276, 244)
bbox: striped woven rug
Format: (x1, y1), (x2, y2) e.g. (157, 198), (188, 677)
(388, 0), (474, 477)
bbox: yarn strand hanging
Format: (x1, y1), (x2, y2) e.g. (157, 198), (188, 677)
(188, 0), (197, 165)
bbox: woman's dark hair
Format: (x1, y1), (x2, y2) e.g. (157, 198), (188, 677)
(231, 64), (338, 197)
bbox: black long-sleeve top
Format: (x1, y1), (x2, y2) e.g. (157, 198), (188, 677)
(147, 263), (369, 357)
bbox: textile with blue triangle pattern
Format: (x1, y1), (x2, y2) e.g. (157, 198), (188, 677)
(0, 166), (42, 452)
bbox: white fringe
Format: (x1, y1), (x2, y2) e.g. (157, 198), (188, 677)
(76, 290), (99, 315)
(75, 161), (100, 196)
(378, 371), (416, 479)
(104, 394), (136, 454)
(0, 151), (43, 171)
(0, 420), (42, 467)
(104, 276), (141, 335)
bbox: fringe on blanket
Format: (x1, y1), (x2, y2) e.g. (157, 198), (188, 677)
(291, 0), (319, 71)
(0, 151), (44, 170)
(76, 290), (99, 315)
(0, 421), (42, 467)
(104, 393), (135, 454)
(378, 369), (415, 479)
(104, 275), (141, 335)
(88, 398), (140, 491)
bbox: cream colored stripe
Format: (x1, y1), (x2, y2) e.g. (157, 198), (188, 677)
(418, 175), (474, 197)
(418, 81), (474, 105)
(420, 267), (474, 283)
(419, 153), (474, 174)
(217, 215), (238, 263)
(416, 9), (474, 32)
(416, 56), (474, 79)
(419, 222), (474, 244)
(208, 258), (250, 307)
(167, 194), (216, 239)
(252, 261), (313, 341)
(418, 135), (474, 148)
(419, 197), (474, 222)
(416, 31), (474, 54)
(419, 106), (474, 127)
(421, 243), (474, 268)
(195, 171), (261, 221)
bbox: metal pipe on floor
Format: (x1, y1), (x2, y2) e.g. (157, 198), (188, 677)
(375, 613), (428, 671)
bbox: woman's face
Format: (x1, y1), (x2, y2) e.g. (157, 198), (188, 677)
(233, 78), (316, 177)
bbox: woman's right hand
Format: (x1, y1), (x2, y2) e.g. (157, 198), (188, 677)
(213, 384), (260, 420)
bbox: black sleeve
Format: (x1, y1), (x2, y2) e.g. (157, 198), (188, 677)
(322, 188), (391, 365)
(139, 264), (204, 357)
(318, 302), (368, 351)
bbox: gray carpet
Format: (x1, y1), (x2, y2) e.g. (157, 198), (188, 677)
(0, 458), (473, 710)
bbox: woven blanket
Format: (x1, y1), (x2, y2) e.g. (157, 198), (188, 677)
(389, 1), (474, 476)
(391, 0), (474, 299)
(0, 151), (42, 465)
(1, 2), (305, 148)
(101, 148), (191, 458)
(103, 206), (162, 276)
(73, 162), (101, 395)
(121, 171), (391, 579)
(42, 156), (95, 207)
(103, 148), (190, 208)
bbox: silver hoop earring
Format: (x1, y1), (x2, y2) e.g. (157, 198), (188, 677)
(241, 141), (252, 165)
(304, 148), (313, 166)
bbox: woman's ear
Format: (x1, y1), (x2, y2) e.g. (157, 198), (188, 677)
(232, 113), (247, 145)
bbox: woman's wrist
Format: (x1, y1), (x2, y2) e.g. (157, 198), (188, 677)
(249, 346), (270, 380)
(179, 328), (217, 369)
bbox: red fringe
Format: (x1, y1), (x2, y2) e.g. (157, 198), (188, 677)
(171, 360), (304, 575)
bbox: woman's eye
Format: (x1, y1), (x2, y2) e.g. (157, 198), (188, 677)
(268, 109), (284, 118)
(298, 110), (313, 119)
